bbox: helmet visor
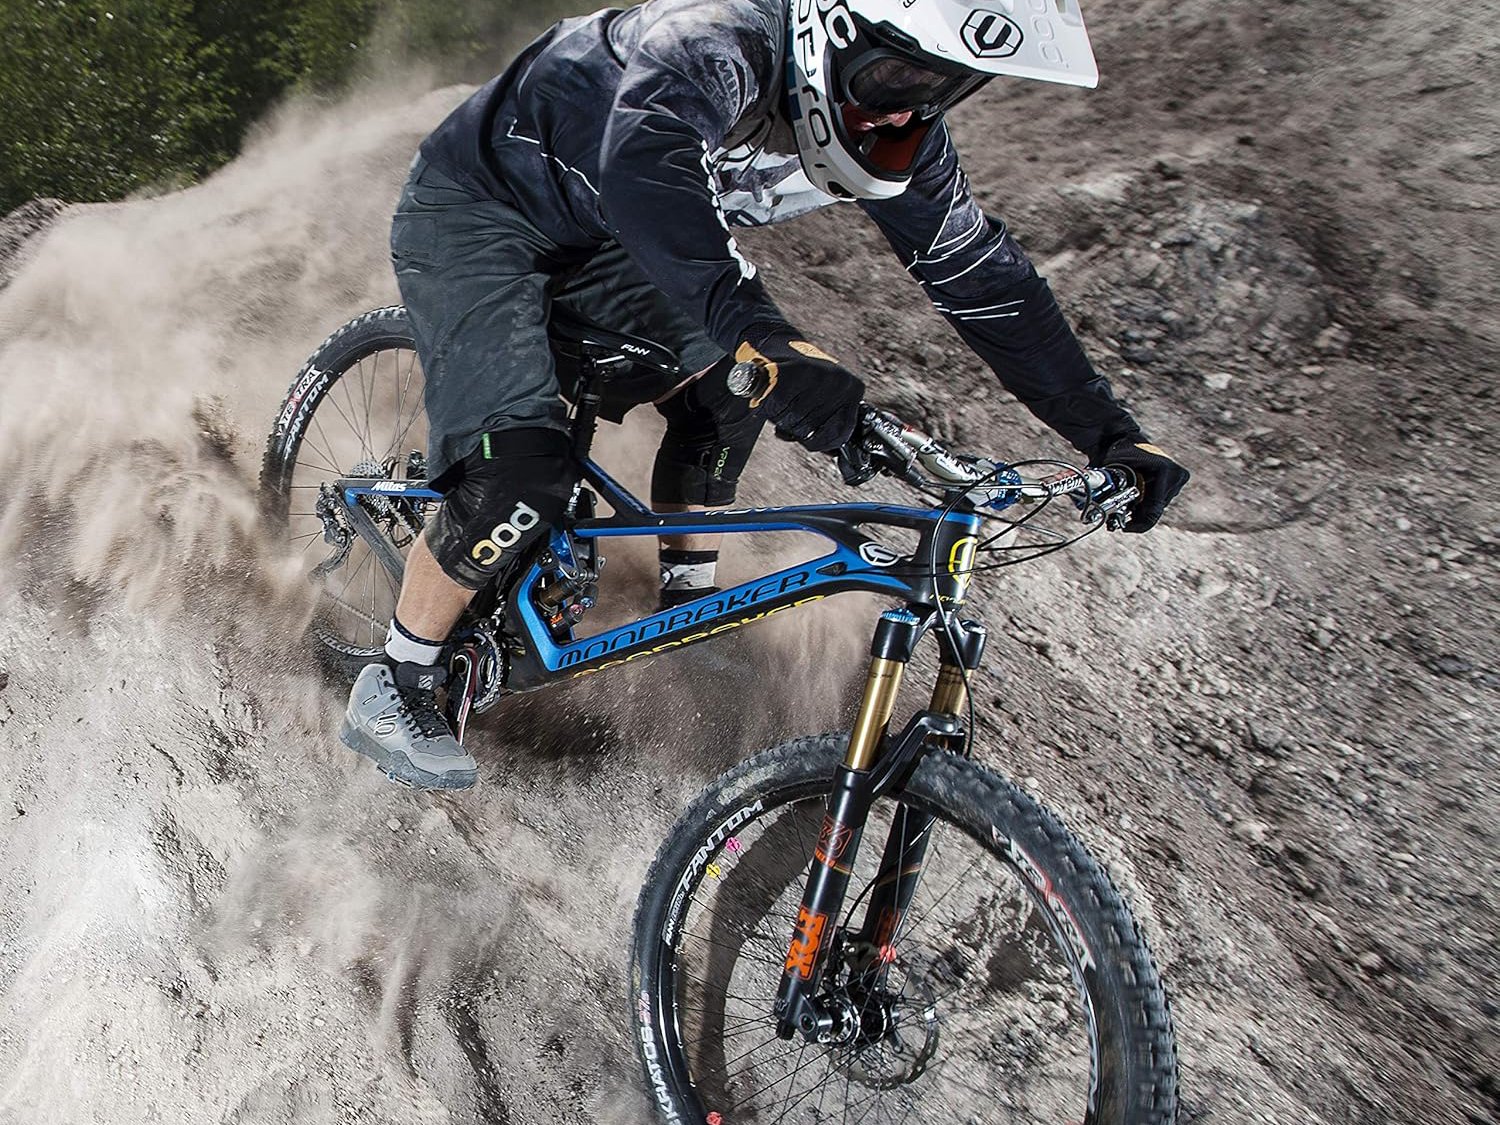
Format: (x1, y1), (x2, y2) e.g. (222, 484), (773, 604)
(841, 52), (989, 117)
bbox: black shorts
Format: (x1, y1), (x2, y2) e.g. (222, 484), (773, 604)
(391, 155), (726, 482)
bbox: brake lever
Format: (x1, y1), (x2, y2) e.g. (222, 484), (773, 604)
(1081, 466), (1141, 530)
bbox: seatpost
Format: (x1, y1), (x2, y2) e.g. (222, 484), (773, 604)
(571, 357), (605, 462)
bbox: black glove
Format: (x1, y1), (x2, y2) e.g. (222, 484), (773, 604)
(735, 333), (864, 453)
(1094, 436), (1190, 532)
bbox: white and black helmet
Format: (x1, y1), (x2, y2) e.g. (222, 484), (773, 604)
(787, 0), (1099, 200)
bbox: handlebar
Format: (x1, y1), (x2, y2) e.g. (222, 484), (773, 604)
(727, 357), (1141, 529)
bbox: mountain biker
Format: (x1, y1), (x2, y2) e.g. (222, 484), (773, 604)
(340, 0), (1190, 790)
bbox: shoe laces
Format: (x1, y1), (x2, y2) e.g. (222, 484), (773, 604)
(390, 664), (454, 741)
(399, 683), (453, 740)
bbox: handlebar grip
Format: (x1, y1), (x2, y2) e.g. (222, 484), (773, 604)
(726, 359), (772, 401)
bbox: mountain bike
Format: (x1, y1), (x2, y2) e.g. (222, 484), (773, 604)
(261, 306), (1179, 1123)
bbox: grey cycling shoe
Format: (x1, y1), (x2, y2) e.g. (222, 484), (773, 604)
(339, 660), (479, 790)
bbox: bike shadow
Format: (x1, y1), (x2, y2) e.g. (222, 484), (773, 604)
(468, 613), (862, 788)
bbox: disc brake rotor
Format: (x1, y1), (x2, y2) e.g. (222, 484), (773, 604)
(835, 957), (941, 1089)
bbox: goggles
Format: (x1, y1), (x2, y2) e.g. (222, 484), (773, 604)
(839, 50), (990, 118)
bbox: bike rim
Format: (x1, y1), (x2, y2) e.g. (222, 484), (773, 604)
(280, 343), (429, 654)
(650, 781), (1102, 1124)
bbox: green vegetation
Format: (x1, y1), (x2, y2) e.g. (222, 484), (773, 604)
(0, 0), (569, 213)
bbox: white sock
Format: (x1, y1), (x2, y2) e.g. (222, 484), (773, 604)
(659, 548), (719, 593)
(384, 618), (444, 666)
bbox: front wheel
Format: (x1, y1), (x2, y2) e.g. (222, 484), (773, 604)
(630, 735), (1178, 1124)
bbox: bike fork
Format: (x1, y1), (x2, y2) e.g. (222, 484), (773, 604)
(846, 659), (970, 972)
(773, 609), (983, 1040)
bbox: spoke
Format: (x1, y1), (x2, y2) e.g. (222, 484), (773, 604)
(360, 352), (377, 455)
(381, 348), (420, 463)
(309, 411), (347, 474)
(320, 388), (367, 464)
(679, 922), (798, 963)
(814, 1048), (838, 1122)
(692, 1031), (790, 1082)
(888, 847), (985, 952)
(334, 545), (375, 606)
(719, 1037), (817, 1115)
(393, 349), (406, 460)
(300, 413), (344, 477)
(347, 357), (374, 457)
(332, 369), (372, 461)
(368, 542), (378, 647)
(388, 383), (426, 462)
(677, 997), (779, 1016)
(681, 1008), (781, 1039)
(774, 1044), (834, 1122)
(295, 449), (343, 476)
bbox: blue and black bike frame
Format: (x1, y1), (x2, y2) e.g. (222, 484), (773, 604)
(507, 456), (985, 690)
(337, 358), (992, 1045)
(337, 459), (981, 682)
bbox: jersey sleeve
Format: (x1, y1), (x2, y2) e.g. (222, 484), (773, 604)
(860, 122), (1142, 458)
(599, 3), (795, 352)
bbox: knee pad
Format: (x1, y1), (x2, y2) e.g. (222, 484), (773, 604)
(652, 360), (766, 506)
(426, 429), (577, 590)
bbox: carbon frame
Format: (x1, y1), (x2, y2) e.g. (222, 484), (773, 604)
(339, 454), (981, 694)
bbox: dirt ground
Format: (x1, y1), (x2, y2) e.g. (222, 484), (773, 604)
(0, 1), (1495, 1122)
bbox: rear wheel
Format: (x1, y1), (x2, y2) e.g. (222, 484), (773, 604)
(630, 735), (1178, 1124)
(260, 307), (430, 678)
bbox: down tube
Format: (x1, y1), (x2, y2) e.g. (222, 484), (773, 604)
(503, 543), (915, 689)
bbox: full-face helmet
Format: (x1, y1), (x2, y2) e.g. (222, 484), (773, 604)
(787, 0), (1099, 200)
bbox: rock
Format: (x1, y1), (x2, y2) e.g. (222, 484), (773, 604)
(1067, 171), (1134, 204)
(1235, 818), (1271, 846)
(386, 817), (402, 832)
(1195, 572), (1231, 598)
(806, 266), (848, 293)
(1249, 721), (1289, 755)
(1313, 322), (1353, 355)
(1215, 437), (1245, 459)
(1090, 551), (1143, 599)
(1202, 371), (1233, 390)
(909, 342), (940, 368)
(1125, 250), (1165, 283)
(0, 670), (8, 692)
(1428, 655), (1473, 677)
(1153, 157), (1186, 181)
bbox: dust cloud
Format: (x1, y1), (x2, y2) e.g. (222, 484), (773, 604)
(0, 69), (866, 1124)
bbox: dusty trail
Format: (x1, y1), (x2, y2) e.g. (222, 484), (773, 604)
(0, 1), (1495, 1122)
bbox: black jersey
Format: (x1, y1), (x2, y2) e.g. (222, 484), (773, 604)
(419, 0), (1139, 458)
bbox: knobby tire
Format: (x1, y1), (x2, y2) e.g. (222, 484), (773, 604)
(630, 734), (1177, 1125)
